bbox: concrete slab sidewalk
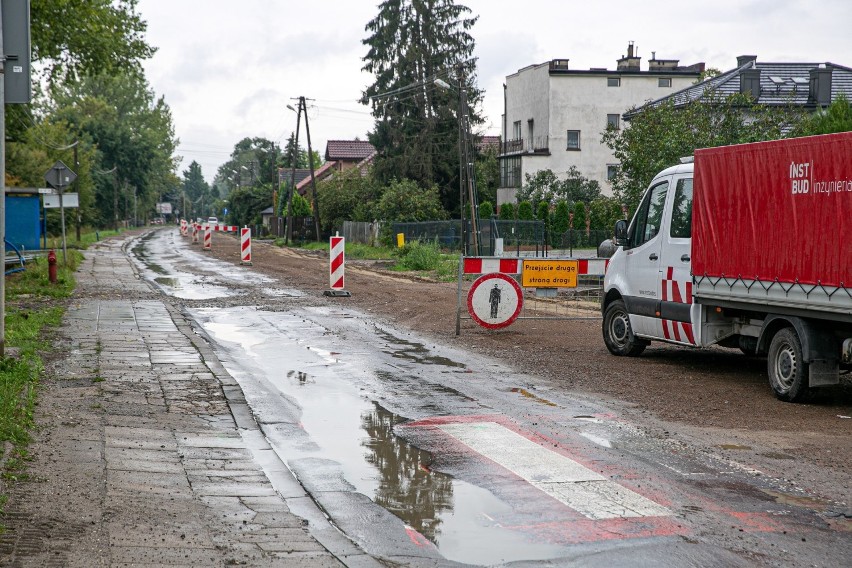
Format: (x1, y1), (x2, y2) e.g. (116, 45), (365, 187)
(0, 235), (376, 567)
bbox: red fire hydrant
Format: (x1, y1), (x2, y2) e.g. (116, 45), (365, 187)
(48, 249), (57, 283)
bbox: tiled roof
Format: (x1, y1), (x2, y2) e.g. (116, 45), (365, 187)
(626, 58), (852, 118)
(477, 135), (500, 152)
(278, 168), (311, 187)
(325, 140), (376, 161)
(296, 161), (337, 193)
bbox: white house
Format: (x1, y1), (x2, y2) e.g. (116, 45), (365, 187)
(497, 43), (704, 206)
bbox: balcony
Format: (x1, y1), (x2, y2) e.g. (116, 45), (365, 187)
(499, 136), (550, 157)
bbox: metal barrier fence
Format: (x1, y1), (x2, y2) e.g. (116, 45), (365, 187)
(560, 229), (611, 256)
(455, 256), (606, 334)
(392, 219), (548, 256)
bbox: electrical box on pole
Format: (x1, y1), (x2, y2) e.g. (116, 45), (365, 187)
(2, 0), (31, 104)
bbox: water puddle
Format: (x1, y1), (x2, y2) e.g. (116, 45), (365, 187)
(154, 277), (181, 288)
(129, 231), (235, 299)
(761, 488), (832, 510)
(197, 307), (566, 564)
(261, 287), (305, 298)
(374, 326), (466, 368)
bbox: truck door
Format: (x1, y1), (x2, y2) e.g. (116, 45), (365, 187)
(658, 176), (697, 345)
(622, 180), (669, 338)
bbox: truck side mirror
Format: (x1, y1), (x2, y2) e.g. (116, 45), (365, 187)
(614, 220), (628, 246)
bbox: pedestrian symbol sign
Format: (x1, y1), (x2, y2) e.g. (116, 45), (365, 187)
(467, 273), (523, 329)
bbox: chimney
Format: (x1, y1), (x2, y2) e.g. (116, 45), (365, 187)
(740, 68), (761, 99)
(617, 41), (641, 71)
(736, 55), (757, 67)
(809, 65), (833, 106)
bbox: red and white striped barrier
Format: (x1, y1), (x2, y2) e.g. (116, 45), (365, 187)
(240, 227), (252, 265)
(463, 257), (521, 275)
(211, 225), (238, 232)
(576, 258), (609, 276)
(191, 223), (199, 244)
(203, 224), (212, 251)
(323, 235), (350, 297)
(180, 219), (187, 236)
(462, 256), (608, 276)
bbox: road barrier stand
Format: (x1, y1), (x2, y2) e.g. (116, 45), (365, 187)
(191, 223), (199, 244)
(180, 218), (187, 236)
(203, 224), (212, 251)
(240, 227), (252, 265)
(456, 256), (608, 335)
(324, 234), (351, 297)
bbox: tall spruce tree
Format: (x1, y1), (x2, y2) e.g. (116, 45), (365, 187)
(361, 0), (481, 214)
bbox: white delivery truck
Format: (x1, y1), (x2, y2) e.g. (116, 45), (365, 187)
(602, 133), (852, 402)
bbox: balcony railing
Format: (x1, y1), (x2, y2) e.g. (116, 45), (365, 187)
(499, 136), (549, 156)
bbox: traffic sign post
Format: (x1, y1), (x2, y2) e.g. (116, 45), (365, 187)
(44, 159), (77, 264)
(467, 272), (524, 330)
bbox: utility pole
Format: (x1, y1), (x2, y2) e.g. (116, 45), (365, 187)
(301, 96), (322, 241)
(73, 141), (81, 241)
(457, 64), (480, 256)
(285, 101), (302, 245)
(113, 169), (119, 231)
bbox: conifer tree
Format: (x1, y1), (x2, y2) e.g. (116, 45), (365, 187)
(361, 0), (481, 214)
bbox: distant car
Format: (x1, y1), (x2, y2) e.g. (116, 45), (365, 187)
(208, 216), (218, 227)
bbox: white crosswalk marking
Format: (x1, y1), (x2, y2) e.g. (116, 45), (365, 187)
(439, 421), (671, 520)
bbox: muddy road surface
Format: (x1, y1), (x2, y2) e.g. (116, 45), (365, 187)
(128, 228), (852, 566)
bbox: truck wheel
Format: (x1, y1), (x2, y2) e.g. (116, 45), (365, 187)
(767, 328), (810, 402)
(603, 299), (647, 356)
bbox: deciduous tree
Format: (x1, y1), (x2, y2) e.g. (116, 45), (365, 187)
(603, 92), (804, 209)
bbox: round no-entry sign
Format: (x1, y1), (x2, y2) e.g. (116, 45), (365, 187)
(467, 272), (523, 329)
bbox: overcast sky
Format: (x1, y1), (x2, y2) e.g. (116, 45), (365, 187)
(137, 0), (852, 183)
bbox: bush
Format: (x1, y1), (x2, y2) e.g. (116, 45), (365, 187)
(478, 201), (493, 220)
(517, 200), (534, 220)
(552, 200), (570, 239)
(498, 202), (515, 220)
(316, 171), (379, 234)
(394, 240), (442, 271)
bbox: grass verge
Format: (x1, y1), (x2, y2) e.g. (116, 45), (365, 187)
(1, 252), (80, 508)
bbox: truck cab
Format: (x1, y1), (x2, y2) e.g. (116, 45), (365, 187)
(602, 161), (696, 355)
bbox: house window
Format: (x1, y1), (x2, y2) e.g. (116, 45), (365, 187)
(566, 130), (581, 150)
(512, 120), (522, 140)
(500, 156), (522, 188)
(659, 77), (672, 88)
(607, 77), (621, 87)
(607, 164), (618, 181)
(606, 114), (620, 129)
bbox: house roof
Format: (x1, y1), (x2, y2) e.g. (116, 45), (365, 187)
(477, 135), (500, 153)
(626, 57), (852, 118)
(295, 161), (337, 193)
(278, 168), (311, 187)
(325, 140), (376, 161)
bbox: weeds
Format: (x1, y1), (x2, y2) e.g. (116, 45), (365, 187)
(391, 241), (459, 281)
